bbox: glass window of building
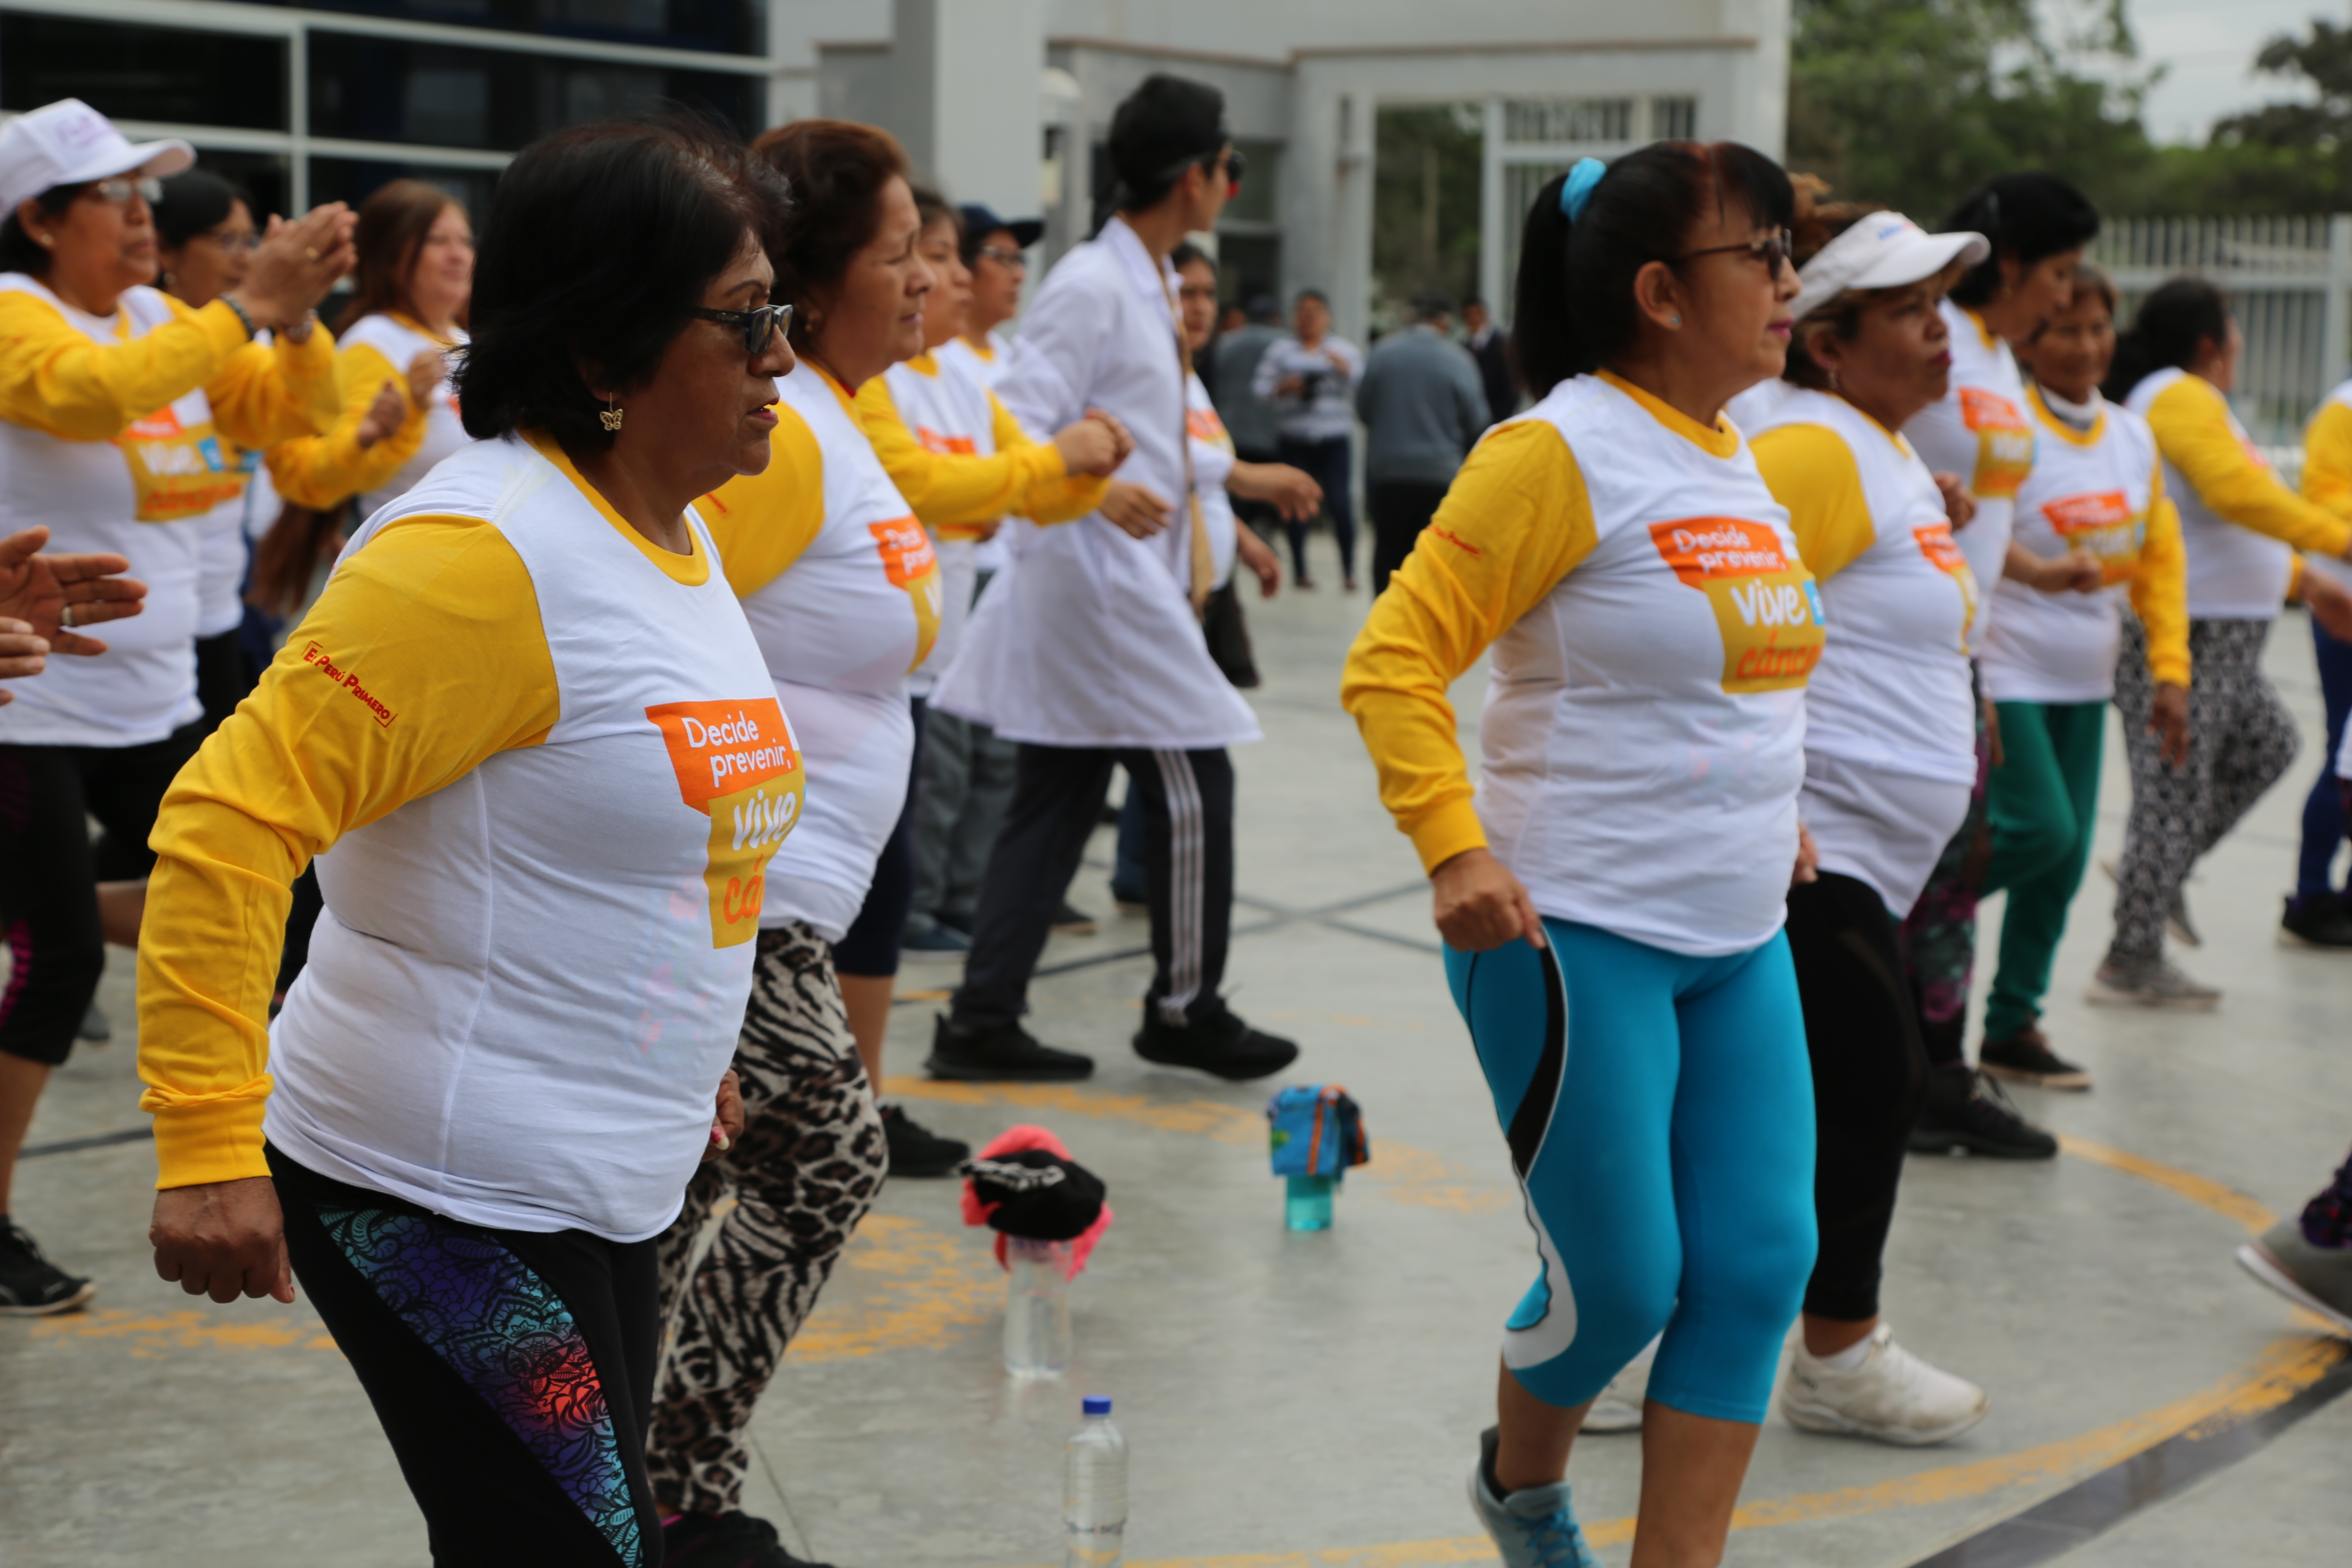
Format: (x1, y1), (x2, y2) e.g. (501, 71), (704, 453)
(0, 13), (290, 130)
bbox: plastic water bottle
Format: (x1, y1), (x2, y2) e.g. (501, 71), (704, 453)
(1004, 1237), (1074, 1377)
(1285, 1174), (1335, 1230)
(1063, 1394), (1127, 1568)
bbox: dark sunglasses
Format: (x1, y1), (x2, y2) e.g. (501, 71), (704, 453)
(689, 301), (792, 356)
(1154, 147), (1247, 192)
(1673, 229), (1793, 280)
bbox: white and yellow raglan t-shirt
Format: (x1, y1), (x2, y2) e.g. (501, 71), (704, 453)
(267, 311), (466, 517)
(1981, 385), (2190, 703)
(855, 350), (1105, 701)
(1748, 385), (1979, 917)
(2130, 367), (2352, 619)
(1188, 369), (1242, 588)
(137, 431), (796, 1241)
(696, 361), (942, 942)
(1343, 371), (1824, 956)
(1903, 300), (2036, 653)
(939, 328), (1018, 574)
(0, 275), (337, 746)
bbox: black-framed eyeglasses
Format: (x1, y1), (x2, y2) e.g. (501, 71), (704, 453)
(1671, 229), (1792, 280)
(690, 302), (793, 356)
(87, 176), (163, 207)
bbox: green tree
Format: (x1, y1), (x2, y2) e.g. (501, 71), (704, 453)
(1787, 0), (2159, 218)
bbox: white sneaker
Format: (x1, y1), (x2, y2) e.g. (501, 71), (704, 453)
(1581, 1346), (1653, 1433)
(1780, 1323), (1989, 1446)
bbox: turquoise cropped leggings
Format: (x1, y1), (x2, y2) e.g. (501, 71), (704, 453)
(1445, 919), (1817, 1425)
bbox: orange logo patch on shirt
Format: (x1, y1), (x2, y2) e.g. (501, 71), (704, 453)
(2041, 490), (2145, 584)
(645, 698), (803, 948)
(916, 425), (977, 457)
(1912, 521), (1982, 649)
(869, 516), (944, 668)
(1648, 518), (1826, 693)
(116, 400), (241, 521)
(1958, 388), (2035, 499)
(1187, 407), (1228, 443)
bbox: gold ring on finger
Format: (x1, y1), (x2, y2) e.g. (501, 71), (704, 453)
(305, 246), (321, 261)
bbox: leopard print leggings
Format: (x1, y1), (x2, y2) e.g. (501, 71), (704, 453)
(648, 921), (888, 1517)
(2108, 617), (2299, 962)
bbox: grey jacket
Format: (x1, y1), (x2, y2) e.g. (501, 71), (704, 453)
(1354, 325), (1490, 486)
(1208, 321), (1283, 457)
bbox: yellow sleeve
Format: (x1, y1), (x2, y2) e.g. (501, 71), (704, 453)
(695, 405), (829, 598)
(1339, 421), (1598, 872)
(136, 518), (561, 1188)
(262, 342), (430, 510)
(2303, 399), (2352, 521)
(0, 289), (251, 440)
(987, 391), (1110, 526)
(2129, 460), (2191, 688)
(852, 375), (1102, 528)
(2149, 376), (2352, 556)
(201, 305), (340, 449)
(1751, 423), (1878, 581)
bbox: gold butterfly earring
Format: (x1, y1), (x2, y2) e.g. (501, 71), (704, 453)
(601, 397), (623, 432)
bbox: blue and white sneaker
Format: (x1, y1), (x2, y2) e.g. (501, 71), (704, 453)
(1468, 1426), (1601, 1568)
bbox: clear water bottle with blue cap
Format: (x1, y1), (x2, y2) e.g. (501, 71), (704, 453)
(1063, 1394), (1127, 1567)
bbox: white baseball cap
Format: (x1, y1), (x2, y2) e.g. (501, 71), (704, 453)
(1791, 212), (1989, 324)
(0, 99), (194, 215)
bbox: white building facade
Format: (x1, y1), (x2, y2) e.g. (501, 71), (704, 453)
(1, 0), (1788, 339)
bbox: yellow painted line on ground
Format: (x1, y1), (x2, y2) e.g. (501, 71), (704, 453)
(31, 1211), (1003, 1365)
(1002, 1333), (2348, 1568)
(2055, 1134), (2278, 1234)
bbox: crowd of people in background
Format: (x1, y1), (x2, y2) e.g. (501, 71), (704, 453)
(1, 65), (2350, 1568)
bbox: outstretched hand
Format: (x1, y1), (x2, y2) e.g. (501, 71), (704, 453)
(703, 1069), (744, 1162)
(0, 526), (146, 655)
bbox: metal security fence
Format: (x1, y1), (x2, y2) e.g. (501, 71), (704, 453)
(2094, 215), (2352, 447)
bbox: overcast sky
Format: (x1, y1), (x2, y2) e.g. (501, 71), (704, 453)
(2131, 0), (2339, 143)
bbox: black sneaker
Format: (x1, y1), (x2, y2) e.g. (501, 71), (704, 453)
(663, 1510), (837, 1568)
(1908, 1066), (2057, 1159)
(1051, 900), (1099, 936)
(2280, 893), (2352, 949)
(899, 918), (972, 955)
(880, 1102), (970, 1177)
(1134, 1004), (1298, 1081)
(1979, 1025), (2093, 1091)
(0, 1221), (98, 1316)
(925, 1015), (1094, 1081)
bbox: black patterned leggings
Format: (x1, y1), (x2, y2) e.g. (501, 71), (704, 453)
(271, 1145), (664, 1567)
(2109, 616), (2300, 962)
(648, 921), (888, 1517)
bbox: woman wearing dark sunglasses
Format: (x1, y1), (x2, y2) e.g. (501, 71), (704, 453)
(137, 118), (797, 1562)
(0, 99), (352, 1319)
(1343, 140), (1820, 1568)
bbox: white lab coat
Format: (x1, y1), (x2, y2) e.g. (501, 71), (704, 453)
(930, 217), (1260, 751)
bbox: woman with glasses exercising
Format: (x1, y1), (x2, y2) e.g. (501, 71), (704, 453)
(0, 100), (351, 1317)
(138, 118), (796, 1559)
(1343, 142), (1818, 1568)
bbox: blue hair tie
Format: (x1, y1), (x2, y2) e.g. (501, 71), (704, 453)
(1560, 158), (1606, 222)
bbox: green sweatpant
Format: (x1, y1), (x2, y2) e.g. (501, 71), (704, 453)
(1982, 701), (2107, 1042)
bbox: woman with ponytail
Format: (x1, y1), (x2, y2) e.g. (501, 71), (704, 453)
(2094, 280), (2352, 1000)
(1342, 143), (1819, 1567)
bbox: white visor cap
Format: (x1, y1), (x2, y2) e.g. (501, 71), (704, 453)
(0, 99), (194, 216)
(1791, 213), (1989, 324)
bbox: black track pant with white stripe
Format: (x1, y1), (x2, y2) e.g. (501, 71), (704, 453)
(953, 742), (1235, 1031)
